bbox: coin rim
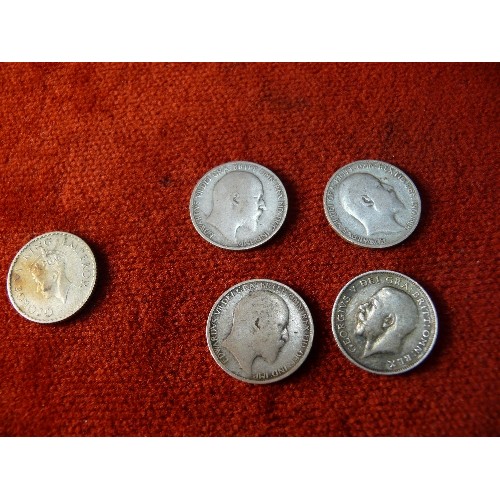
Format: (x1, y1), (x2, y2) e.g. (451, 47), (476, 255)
(190, 161), (289, 251)
(206, 278), (314, 384)
(6, 231), (98, 324)
(331, 270), (438, 375)
(323, 159), (422, 249)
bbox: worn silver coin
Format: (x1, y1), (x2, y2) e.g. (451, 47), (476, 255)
(207, 279), (314, 383)
(332, 270), (437, 375)
(324, 159), (421, 248)
(190, 161), (288, 250)
(7, 231), (97, 323)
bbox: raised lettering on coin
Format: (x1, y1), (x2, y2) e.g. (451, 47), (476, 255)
(332, 270), (437, 374)
(190, 161), (288, 250)
(7, 231), (97, 323)
(324, 160), (421, 248)
(207, 279), (314, 383)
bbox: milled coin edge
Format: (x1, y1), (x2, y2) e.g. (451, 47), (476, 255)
(331, 270), (438, 375)
(6, 231), (98, 324)
(206, 278), (314, 384)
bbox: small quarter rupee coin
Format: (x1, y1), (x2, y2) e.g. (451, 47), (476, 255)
(207, 279), (314, 383)
(324, 159), (421, 248)
(332, 271), (437, 374)
(7, 231), (97, 323)
(190, 161), (288, 250)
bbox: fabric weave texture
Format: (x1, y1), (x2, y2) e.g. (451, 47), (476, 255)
(0, 63), (498, 436)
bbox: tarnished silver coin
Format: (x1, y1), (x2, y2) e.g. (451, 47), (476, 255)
(207, 279), (314, 383)
(332, 270), (437, 375)
(190, 161), (288, 250)
(7, 231), (97, 323)
(324, 160), (421, 248)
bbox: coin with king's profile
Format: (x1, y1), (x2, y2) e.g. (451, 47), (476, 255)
(332, 270), (438, 375)
(324, 160), (421, 248)
(207, 279), (314, 383)
(190, 161), (288, 250)
(7, 231), (97, 323)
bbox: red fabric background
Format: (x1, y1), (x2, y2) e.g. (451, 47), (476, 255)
(0, 63), (497, 436)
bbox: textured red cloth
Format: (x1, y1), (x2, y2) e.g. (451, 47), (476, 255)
(0, 63), (497, 436)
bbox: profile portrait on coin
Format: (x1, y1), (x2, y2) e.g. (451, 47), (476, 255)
(222, 290), (289, 375)
(355, 287), (418, 358)
(30, 249), (72, 304)
(338, 173), (406, 236)
(205, 170), (266, 242)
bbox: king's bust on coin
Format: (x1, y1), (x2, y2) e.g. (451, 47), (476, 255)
(332, 271), (438, 375)
(324, 160), (421, 248)
(207, 279), (314, 383)
(7, 231), (97, 323)
(190, 161), (288, 250)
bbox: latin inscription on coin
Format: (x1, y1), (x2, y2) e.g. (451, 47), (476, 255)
(332, 271), (437, 375)
(324, 160), (421, 248)
(7, 231), (97, 323)
(207, 279), (314, 383)
(190, 161), (288, 250)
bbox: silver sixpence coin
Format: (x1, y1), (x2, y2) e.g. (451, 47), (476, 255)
(7, 231), (97, 323)
(332, 270), (437, 375)
(324, 159), (421, 248)
(190, 161), (288, 250)
(207, 279), (314, 383)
